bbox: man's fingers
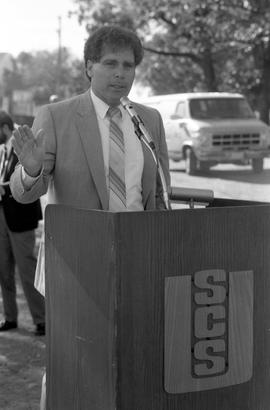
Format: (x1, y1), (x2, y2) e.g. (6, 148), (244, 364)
(12, 126), (45, 158)
(11, 130), (24, 151)
(22, 124), (35, 140)
(12, 127), (43, 146)
(11, 136), (22, 155)
(17, 125), (28, 142)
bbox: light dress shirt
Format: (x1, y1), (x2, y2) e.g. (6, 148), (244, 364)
(22, 89), (144, 211)
(91, 89), (144, 211)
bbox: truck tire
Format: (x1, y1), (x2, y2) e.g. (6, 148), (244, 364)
(199, 161), (210, 173)
(252, 158), (263, 173)
(185, 148), (197, 175)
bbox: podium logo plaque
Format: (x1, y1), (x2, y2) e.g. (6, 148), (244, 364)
(164, 269), (253, 393)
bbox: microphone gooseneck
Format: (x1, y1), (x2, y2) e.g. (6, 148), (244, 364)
(120, 97), (156, 150)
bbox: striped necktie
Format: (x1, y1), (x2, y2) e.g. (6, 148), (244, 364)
(107, 106), (126, 211)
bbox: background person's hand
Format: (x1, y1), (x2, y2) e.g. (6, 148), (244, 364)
(11, 125), (45, 177)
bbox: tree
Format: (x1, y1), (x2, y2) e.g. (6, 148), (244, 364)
(219, 0), (270, 122)
(15, 49), (88, 105)
(2, 67), (22, 114)
(71, 0), (221, 92)
(71, 0), (270, 122)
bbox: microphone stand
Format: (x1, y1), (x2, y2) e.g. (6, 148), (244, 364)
(120, 97), (171, 210)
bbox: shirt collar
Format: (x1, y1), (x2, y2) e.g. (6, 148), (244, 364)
(90, 88), (124, 119)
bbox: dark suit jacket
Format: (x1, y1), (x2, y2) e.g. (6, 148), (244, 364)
(1, 147), (42, 232)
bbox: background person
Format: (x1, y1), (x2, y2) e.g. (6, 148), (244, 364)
(0, 111), (45, 336)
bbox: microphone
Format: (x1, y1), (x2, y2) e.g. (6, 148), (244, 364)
(120, 96), (156, 150)
(120, 96), (144, 126)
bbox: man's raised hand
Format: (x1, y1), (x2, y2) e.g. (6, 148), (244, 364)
(11, 125), (45, 177)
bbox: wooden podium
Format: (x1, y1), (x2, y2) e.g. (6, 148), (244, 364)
(45, 201), (270, 409)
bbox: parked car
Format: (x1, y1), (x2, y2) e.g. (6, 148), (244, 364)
(139, 92), (270, 174)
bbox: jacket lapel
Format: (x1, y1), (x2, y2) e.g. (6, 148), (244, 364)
(134, 104), (157, 209)
(76, 91), (108, 210)
(141, 140), (157, 209)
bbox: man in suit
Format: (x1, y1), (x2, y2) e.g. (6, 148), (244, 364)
(10, 25), (170, 410)
(0, 111), (45, 335)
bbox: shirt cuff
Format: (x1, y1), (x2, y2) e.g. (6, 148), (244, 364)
(21, 167), (42, 189)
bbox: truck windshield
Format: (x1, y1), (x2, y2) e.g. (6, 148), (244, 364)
(189, 98), (255, 120)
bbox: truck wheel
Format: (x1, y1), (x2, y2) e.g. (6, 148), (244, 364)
(252, 158), (263, 173)
(199, 161), (210, 173)
(185, 148), (197, 175)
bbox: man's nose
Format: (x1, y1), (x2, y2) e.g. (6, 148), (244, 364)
(114, 65), (125, 78)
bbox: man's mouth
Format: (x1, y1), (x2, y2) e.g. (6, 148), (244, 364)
(110, 84), (126, 90)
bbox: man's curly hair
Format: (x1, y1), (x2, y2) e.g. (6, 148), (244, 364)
(84, 25), (144, 68)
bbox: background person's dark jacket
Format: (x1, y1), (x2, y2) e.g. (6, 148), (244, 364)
(1, 148), (42, 232)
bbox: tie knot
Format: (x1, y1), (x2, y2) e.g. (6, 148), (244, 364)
(107, 106), (121, 119)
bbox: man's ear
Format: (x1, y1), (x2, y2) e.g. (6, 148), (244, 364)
(86, 60), (94, 79)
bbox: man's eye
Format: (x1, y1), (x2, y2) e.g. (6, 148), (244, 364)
(105, 61), (116, 67)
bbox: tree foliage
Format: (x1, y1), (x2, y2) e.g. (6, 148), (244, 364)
(12, 49), (88, 106)
(71, 0), (270, 122)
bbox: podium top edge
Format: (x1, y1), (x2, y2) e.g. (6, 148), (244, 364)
(44, 200), (270, 216)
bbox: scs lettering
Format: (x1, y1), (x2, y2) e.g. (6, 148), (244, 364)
(191, 269), (229, 378)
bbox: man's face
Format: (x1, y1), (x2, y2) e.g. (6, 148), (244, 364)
(86, 46), (136, 106)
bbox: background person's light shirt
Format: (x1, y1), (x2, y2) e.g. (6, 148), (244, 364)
(91, 89), (144, 211)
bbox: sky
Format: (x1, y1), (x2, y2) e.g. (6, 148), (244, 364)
(0, 0), (87, 58)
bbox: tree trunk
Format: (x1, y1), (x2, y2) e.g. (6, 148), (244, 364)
(258, 41), (270, 124)
(200, 49), (218, 91)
